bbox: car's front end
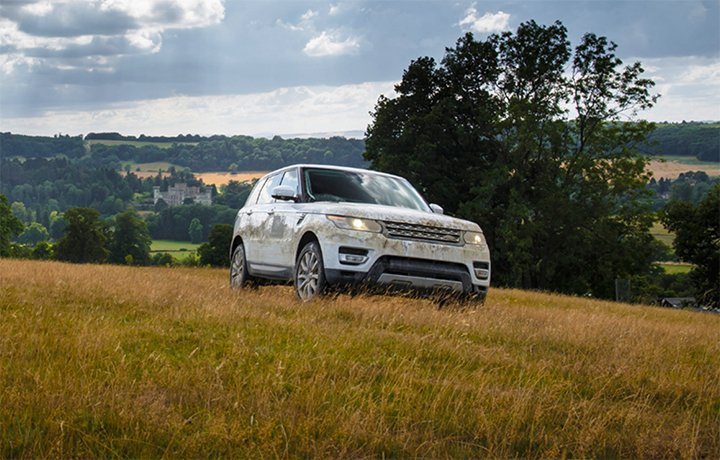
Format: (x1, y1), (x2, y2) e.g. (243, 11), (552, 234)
(290, 202), (491, 301)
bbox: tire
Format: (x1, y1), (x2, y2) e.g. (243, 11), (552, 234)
(229, 244), (250, 289)
(294, 241), (326, 301)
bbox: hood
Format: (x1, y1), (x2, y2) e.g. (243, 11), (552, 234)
(298, 202), (482, 232)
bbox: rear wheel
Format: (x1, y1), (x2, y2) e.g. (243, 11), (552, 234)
(229, 244), (250, 289)
(295, 241), (326, 301)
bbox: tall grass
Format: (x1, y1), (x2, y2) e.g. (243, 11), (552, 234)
(1, 259), (718, 458)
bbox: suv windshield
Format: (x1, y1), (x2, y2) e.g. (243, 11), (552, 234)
(303, 168), (430, 212)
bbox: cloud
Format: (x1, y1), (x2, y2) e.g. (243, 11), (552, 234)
(0, 81), (398, 137)
(639, 56), (720, 121)
(303, 30), (360, 57)
(300, 9), (317, 22)
(0, 0), (224, 74)
(276, 8), (317, 32)
(458, 6), (510, 34)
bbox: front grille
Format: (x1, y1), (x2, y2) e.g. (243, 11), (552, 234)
(382, 221), (462, 245)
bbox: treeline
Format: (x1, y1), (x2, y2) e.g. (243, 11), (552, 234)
(85, 132), (216, 143)
(639, 122), (719, 162)
(1, 157), (140, 224)
(3, 126), (717, 175)
(647, 171), (719, 209)
(0, 132), (85, 159)
(2, 132), (367, 171)
(0, 199), (233, 268)
(88, 135), (367, 171)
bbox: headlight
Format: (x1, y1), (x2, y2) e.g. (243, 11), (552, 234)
(464, 231), (487, 246)
(327, 215), (382, 233)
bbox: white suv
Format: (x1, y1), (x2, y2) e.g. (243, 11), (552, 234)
(229, 165), (491, 303)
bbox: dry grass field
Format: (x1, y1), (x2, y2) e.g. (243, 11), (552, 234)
(1, 259), (718, 458)
(647, 156), (720, 179)
(195, 171), (267, 186)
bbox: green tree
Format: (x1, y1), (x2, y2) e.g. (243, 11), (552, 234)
(662, 184), (720, 308)
(1, 194), (24, 256)
(48, 211), (67, 240)
(150, 252), (175, 266)
(108, 209), (152, 265)
(56, 208), (109, 263)
(365, 21), (658, 298)
(32, 241), (54, 260)
(11, 201), (34, 224)
(17, 222), (49, 246)
(198, 224), (233, 266)
(214, 180), (253, 209)
(188, 217), (204, 244)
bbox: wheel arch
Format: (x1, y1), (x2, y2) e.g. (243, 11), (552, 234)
(230, 235), (244, 260)
(295, 231), (320, 262)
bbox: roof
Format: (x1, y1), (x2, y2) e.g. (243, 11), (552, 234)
(258, 164), (404, 182)
(660, 297), (696, 308)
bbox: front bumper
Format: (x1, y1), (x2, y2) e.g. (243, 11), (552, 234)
(320, 230), (490, 296)
(326, 256), (488, 299)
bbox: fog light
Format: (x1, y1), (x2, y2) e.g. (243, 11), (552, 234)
(473, 261), (490, 280)
(338, 247), (369, 265)
(474, 268), (490, 279)
(339, 254), (368, 265)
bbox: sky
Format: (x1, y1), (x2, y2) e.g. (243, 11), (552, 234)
(0, 0), (718, 138)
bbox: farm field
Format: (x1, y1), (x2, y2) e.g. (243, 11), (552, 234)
(150, 239), (200, 261)
(650, 221), (674, 248)
(647, 155), (720, 179)
(120, 161), (185, 179)
(195, 171), (267, 186)
(649, 223), (694, 273)
(656, 262), (693, 275)
(1, 259), (718, 458)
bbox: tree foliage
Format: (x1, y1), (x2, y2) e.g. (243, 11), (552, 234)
(0, 132), (85, 158)
(640, 122), (720, 162)
(662, 184), (720, 308)
(86, 135), (367, 171)
(188, 218), (204, 244)
(16, 222), (49, 246)
(365, 21), (659, 298)
(56, 208), (108, 263)
(108, 209), (152, 265)
(147, 204), (236, 241)
(0, 194), (24, 257)
(213, 180), (254, 209)
(198, 224), (233, 267)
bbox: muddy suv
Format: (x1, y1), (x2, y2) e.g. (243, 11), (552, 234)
(229, 165), (491, 302)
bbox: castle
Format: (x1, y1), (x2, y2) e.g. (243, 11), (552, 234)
(153, 183), (212, 207)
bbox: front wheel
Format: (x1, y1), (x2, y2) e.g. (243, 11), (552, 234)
(229, 244), (250, 289)
(295, 241), (326, 301)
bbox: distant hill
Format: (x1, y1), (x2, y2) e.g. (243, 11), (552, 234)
(0, 132), (367, 171)
(639, 122), (719, 162)
(2, 122), (717, 172)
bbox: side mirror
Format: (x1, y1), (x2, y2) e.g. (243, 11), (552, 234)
(429, 203), (444, 214)
(271, 185), (298, 202)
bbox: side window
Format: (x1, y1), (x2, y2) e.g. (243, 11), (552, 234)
(256, 174), (282, 205)
(280, 169), (299, 195)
